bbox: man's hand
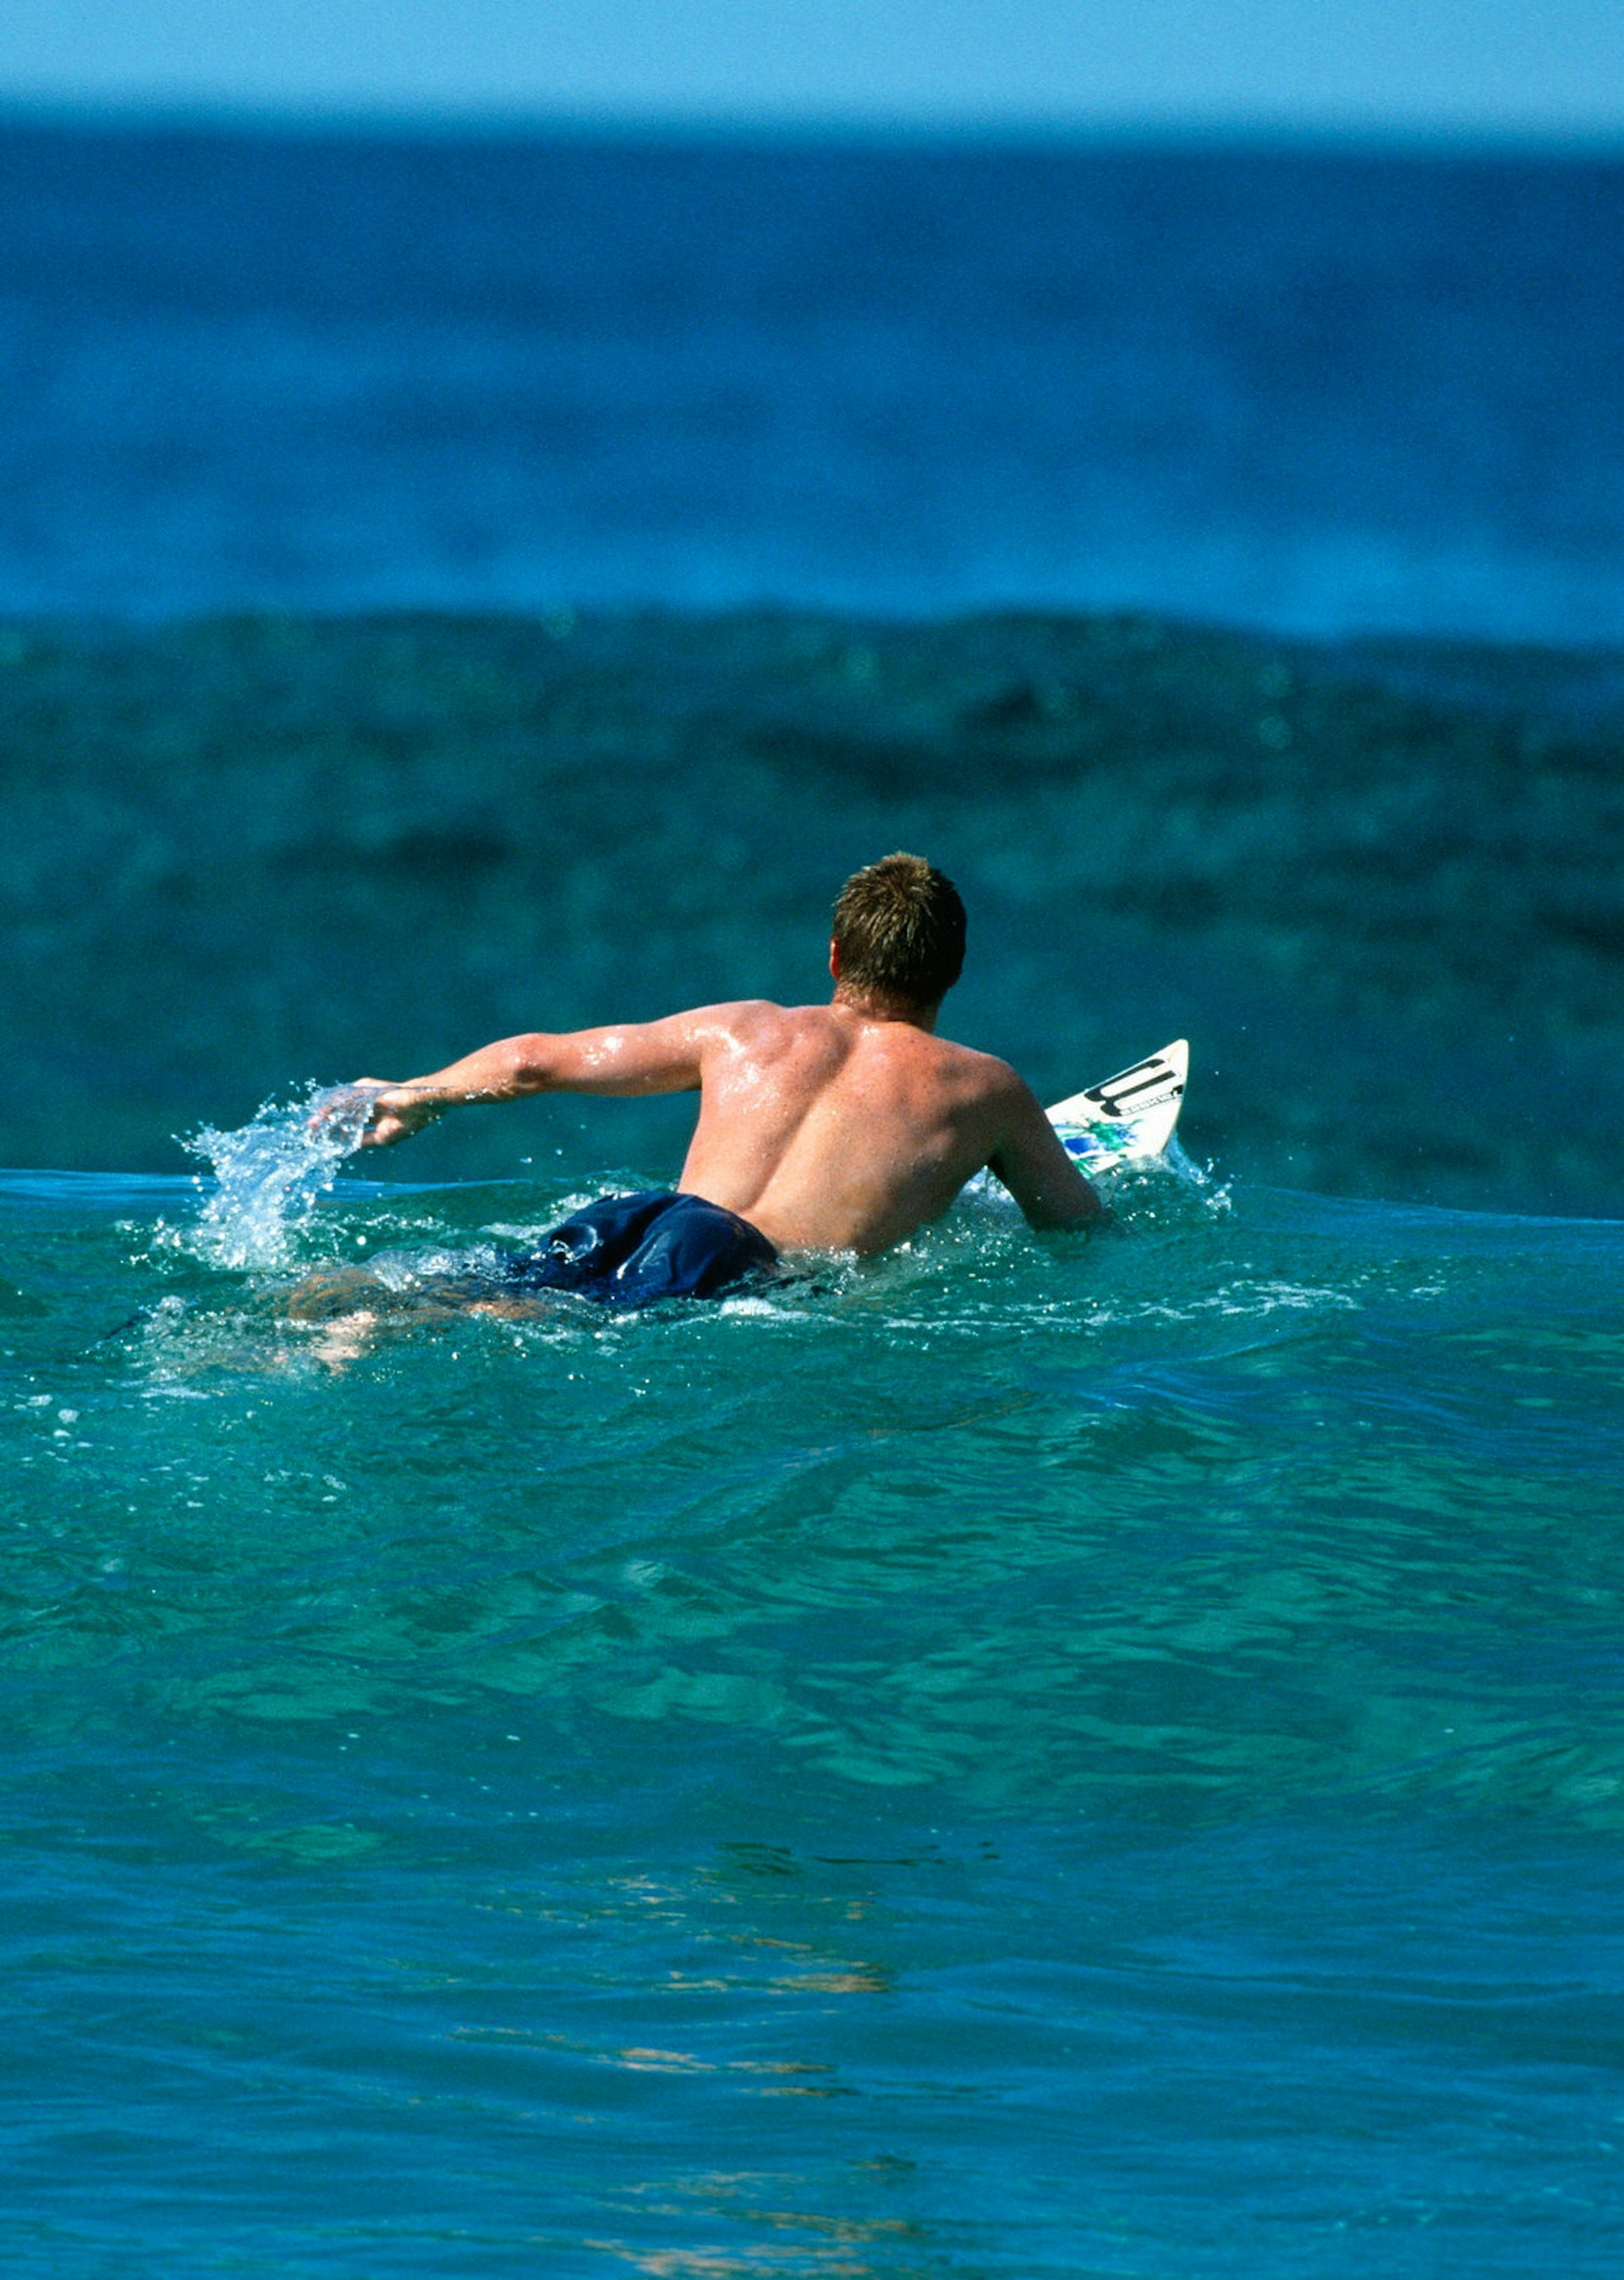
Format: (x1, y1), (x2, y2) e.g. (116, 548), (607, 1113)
(345, 1080), (447, 1148)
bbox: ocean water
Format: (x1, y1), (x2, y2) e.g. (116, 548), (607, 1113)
(7, 1144), (1624, 2275)
(5, 120), (1624, 2275)
(1, 122), (1622, 638)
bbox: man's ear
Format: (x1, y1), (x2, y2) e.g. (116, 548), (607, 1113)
(829, 937), (841, 982)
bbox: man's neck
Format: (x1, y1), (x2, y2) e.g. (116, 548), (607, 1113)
(831, 985), (941, 1033)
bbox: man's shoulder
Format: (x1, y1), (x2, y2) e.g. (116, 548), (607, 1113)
(932, 1036), (1029, 1096)
(673, 997), (789, 1034)
(682, 998), (828, 1052)
(713, 997), (817, 1034)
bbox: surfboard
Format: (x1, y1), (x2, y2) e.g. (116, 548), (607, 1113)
(1045, 1037), (1188, 1178)
(964, 1039), (1188, 1205)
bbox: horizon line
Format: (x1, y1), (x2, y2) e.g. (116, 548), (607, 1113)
(1, 92), (1621, 160)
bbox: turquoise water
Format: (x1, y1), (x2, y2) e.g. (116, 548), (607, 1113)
(8, 1139), (1624, 2274)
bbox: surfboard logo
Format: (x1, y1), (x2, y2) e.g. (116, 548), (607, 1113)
(1079, 1056), (1185, 1121)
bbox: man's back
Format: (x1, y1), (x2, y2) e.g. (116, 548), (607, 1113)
(675, 998), (1089, 1254)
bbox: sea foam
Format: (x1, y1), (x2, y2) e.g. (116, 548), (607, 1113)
(183, 1085), (377, 1270)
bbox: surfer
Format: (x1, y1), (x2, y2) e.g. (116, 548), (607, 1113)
(335, 853), (1102, 1305)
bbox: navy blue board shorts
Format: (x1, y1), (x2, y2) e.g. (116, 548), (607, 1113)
(503, 1190), (780, 1308)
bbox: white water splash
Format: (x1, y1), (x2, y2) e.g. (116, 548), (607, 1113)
(183, 1084), (380, 1270)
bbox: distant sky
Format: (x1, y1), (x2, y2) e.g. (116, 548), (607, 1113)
(1, 0), (1621, 139)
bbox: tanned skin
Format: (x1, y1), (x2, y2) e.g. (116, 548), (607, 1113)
(349, 942), (1102, 1256)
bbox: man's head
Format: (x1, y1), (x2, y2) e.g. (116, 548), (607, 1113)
(830, 853), (966, 1011)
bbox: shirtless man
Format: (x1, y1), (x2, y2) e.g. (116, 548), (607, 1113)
(346, 853), (1101, 1305)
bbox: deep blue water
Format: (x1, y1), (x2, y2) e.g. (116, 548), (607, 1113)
(5, 118), (1624, 2277)
(1, 121), (1621, 635)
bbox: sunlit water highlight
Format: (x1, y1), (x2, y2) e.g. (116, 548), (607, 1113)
(5, 1129), (1624, 2274)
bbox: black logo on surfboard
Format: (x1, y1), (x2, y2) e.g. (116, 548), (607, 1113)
(1081, 1056), (1183, 1121)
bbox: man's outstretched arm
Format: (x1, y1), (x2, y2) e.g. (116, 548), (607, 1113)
(985, 1077), (1106, 1229)
(349, 1008), (724, 1147)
